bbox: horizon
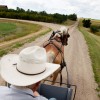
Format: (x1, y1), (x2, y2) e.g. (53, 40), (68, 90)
(0, 0), (100, 20)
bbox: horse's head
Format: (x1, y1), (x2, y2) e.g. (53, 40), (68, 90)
(49, 26), (70, 45)
(59, 26), (70, 45)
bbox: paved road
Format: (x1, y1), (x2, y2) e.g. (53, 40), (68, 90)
(0, 19), (99, 100)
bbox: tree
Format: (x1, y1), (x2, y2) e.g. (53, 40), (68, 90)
(16, 7), (25, 12)
(68, 13), (77, 21)
(39, 11), (47, 15)
(82, 19), (91, 28)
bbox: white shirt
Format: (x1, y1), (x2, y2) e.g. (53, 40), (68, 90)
(0, 85), (48, 100)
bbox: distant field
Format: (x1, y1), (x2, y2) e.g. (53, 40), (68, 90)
(62, 19), (76, 26)
(0, 19), (51, 57)
(90, 19), (100, 36)
(79, 19), (100, 96)
(0, 19), (42, 42)
(91, 19), (100, 25)
(80, 19), (100, 36)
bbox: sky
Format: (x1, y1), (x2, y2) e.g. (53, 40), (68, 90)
(0, 0), (100, 19)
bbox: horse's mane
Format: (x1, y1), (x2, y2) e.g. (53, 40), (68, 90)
(59, 26), (68, 34)
(53, 26), (68, 38)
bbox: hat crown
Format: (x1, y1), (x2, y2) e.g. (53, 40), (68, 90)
(17, 46), (47, 75)
(19, 46), (47, 64)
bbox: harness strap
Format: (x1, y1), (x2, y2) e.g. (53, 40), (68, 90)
(43, 40), (66, 85)
(60, 72), (62, 86)
(60, 56), (66, 85)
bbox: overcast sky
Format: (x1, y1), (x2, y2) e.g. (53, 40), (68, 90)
(0, 0), (100, 19)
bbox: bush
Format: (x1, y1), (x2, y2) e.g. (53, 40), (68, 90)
(90, 25), (99, 33)
(82, 19), (91, 28)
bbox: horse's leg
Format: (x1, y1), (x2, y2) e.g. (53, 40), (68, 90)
(52, 67), (61, 85)
(51, 50), (63, 84)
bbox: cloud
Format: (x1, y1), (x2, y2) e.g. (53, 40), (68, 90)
(0, 0), (100, 19)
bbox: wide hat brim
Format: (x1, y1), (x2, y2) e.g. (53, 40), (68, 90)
(0, 54), (60, 86)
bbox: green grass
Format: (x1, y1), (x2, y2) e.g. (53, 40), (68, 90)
(0, 22), (16, 31)
(0, 19), (42, 42)
(78, 19), (100, 95)
(0, 49), (8, 56)
(12, 42), (24, 49)
(27, 28), (51, 43)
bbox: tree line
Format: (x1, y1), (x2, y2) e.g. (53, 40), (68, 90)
(0, 7), (77, 24)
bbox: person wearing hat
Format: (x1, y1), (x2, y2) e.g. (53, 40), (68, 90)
(0, 46), (60, 100)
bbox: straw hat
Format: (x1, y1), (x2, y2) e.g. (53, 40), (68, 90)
(0, 46), (60, 86)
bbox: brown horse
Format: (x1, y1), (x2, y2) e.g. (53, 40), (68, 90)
(43, 26), (70, 84)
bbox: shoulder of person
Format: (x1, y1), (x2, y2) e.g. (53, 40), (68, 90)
(0, 86), (10, 92)
(0, 86), (9, 89)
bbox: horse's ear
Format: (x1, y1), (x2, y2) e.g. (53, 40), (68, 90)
(49, 31), (55, 40)
(52, 31), (56, 37)
(52, 31), (55, 35)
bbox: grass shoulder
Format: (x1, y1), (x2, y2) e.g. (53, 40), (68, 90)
(78, 19), (100, 97)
